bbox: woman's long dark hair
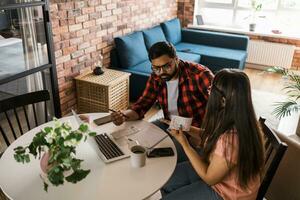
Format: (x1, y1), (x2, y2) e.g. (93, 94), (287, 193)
(200, 69), (265, 189)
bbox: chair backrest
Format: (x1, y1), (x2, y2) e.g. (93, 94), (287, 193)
(256, 117), (288, 200)
(0, 90), (50, 149)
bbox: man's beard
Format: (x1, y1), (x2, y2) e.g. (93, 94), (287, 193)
(160, 64), (178, 81)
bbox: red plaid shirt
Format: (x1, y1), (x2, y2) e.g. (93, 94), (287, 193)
(130, 60), (214, 128)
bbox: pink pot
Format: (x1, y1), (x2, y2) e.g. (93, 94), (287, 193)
(40, 152), (50, 174)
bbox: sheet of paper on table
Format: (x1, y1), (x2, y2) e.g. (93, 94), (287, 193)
(111, 126), (141, 139)
(169, 115), (193, 131)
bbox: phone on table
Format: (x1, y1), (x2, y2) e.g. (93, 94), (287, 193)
(93, 115), (112, 126)
(147, 147), (174, 158)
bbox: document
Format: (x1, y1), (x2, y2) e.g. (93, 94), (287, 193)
(169, 115), (193, 131)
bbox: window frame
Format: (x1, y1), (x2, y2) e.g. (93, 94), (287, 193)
(0, 0), (61, 117)
(195, 0), (300, 28)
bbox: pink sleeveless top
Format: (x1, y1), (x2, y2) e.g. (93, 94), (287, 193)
(211, 130), (260, 200)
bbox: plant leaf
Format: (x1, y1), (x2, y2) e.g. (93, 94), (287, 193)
(272, 100), (299, 119)
(88, 132), (97, 137)
(65, 169), (90, 184)
(44, 182), (49, 192)
(79, 124), (88, 132)
(47, 166), (64, 186)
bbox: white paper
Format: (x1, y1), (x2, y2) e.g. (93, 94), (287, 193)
(111, 126), (140, 139)
(169, 115), (193, 131)
(127, 123), (168, 149)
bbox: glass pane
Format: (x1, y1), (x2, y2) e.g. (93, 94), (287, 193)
(238, 0), (278, 10)
(282, 0), (300, 9)
(235, 10), (275, 30)
(0, 0), (42, 7)
(200, 8), (234, 27)
(205, 0), (232, 3)
(0, 6), (49, 81)
(0, 69), (55, 150)
(274, 11), (300, 34)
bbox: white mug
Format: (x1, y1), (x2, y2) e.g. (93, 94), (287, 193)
(130, 145), (146, 168)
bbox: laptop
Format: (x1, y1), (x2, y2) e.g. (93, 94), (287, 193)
(71, 110), (130, 163)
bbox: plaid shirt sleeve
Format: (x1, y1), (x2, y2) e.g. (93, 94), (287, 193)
(130, 75), (158, 119)
(195, 67), (214, 101)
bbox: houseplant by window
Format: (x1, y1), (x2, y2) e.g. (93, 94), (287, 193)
(249, 0), (262, 31)
(13, 118), (96, 191)
(267, 66), (300, 136)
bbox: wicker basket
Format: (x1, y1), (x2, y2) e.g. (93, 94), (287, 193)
(75, 69), (131, 113)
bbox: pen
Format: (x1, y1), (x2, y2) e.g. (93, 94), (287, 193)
(108, 108), (129, 119)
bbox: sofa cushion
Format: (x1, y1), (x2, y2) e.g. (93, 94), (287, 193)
(142, 26), (167, 50)
(161, 18), (181, 45)
(175, 42), (247, 71)
(127, 60), (152, 75)
(115, 31), (148, 69)
(176, 51), (201, 63)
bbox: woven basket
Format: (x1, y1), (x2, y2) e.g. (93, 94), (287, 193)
(75, 69), (130, 113)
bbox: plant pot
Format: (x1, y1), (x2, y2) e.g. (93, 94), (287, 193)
(40, 151), (51, 174)
(249, 23), (256, 32)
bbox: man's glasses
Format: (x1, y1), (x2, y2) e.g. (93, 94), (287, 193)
(151, 60), (174, 74)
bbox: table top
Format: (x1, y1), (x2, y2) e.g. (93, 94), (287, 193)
(75, 69), (131, 86)
(0, 113), (177, 200)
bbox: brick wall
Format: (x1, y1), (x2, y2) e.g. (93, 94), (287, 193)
(177, 0), (194, 27)
(49, 0), (177, 116)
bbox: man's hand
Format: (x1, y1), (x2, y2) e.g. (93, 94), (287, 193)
(79, 114), (90, 123)
(110, 111), (126, 126)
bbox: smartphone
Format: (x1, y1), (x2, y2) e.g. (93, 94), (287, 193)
(147, 147), (174, 158)
(93, 115), (112, 126)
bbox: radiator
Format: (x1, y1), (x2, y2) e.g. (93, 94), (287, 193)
(246, 40), (295, 69)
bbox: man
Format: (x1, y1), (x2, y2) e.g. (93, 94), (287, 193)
(111, 41), (214, 162)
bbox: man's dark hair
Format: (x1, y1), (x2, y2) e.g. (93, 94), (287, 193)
(148, 41), (176, 60)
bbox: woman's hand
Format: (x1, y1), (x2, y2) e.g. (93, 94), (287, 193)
(169, 126), (189, 147)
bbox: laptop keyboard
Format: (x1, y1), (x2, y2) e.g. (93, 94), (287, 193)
(94, 133), (124, 160)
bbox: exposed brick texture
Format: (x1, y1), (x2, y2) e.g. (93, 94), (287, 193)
(177, 0), (194, 27)
(49, 0), (177, 116)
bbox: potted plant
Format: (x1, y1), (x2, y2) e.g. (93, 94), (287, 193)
(267, 66), (300, 136)
(13, 118), (96, 191)
(249, 0), (262, 31)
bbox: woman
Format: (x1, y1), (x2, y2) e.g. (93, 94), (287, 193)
(162, 69), (265, 200)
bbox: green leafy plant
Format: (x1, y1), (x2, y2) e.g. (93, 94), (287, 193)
(251, 0), (262, 12)
(13, 118), (96, 192)
(267, 66), (300, 119)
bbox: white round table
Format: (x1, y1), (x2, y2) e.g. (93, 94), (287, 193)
(0, 113), (177, 200)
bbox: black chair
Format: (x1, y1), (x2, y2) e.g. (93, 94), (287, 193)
(256, 117), (288, 200)
(0, 90), (50, 155)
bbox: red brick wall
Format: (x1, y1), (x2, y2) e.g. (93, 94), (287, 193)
(49, 0), (177, 116)
(177, 0), (194, 27)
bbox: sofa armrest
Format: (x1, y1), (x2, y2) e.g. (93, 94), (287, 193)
(181, 28), (249, 51)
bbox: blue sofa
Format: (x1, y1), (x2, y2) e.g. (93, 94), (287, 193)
(111, 18), (249, 101)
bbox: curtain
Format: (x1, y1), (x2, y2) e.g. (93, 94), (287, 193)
(17, 0), (49, 123)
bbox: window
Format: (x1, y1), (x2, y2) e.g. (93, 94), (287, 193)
(195, 0), (300, 34)
(0, 0), (61, 117)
